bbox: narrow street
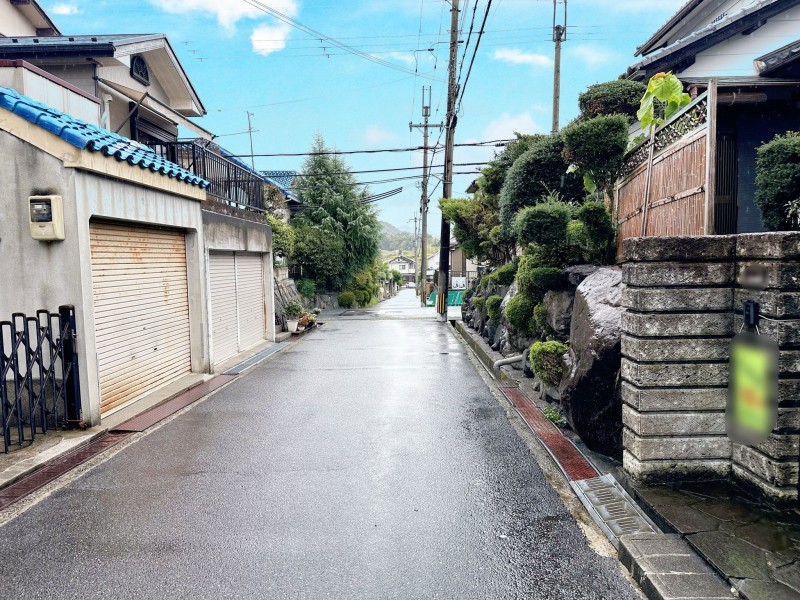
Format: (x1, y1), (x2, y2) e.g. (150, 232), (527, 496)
(0, 289), (638, 599)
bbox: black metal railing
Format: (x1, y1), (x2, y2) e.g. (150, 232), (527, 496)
(148, 139), (265, 212)
(0, 306), (81, 453)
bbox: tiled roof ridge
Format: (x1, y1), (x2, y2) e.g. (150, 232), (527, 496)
(0, 87), (208, 188)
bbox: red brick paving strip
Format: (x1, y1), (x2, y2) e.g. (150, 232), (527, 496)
(0, 432), (131, 510)
(0, 374), (238, 510)
(502, 387), (598, 481)
(113, 374), (237, 432)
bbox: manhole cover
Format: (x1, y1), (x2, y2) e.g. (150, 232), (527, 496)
(570, 474), (659, 548)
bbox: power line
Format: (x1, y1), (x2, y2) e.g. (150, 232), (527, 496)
(292, 162), (488, 177)
(241, 0), (445, 82)
(457, 0), (494, 110)
(232, 138), (513, 159)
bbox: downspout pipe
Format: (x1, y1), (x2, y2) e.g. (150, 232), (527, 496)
(493, 355), (524, 370)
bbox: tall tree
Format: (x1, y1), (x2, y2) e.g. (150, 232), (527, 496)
(293, 134), (381, 290)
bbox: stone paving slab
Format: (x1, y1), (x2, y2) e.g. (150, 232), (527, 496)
(620, 533), (734, 600)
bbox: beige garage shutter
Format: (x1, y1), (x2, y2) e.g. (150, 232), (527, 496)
(209, 252), (239, 364)
(235, 253), (266, 351)
(90, 222), (192, 415)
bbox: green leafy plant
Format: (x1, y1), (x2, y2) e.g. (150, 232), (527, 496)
(504, 293), (535, 336)
(533, 303), (550, 335)
(514, 200), (573, 248)
(543, 405), (567, 428)
(283, 300), (304, 320)
(486, 295), (503, 324)
(578, 80), (647, 123)
(517, 257), (565, 302)
(472, 296), (486, 312)
(354, 290), (370, 307)
(391, 270), (403, 286)
(755, 131), (800, 231)
(296, 278), (316, 299)
(337, 291), (355, 308)
(637, 72), (691, 134)
(529, 341), (569, 388)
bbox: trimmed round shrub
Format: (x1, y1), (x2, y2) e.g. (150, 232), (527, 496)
(472, 296), (486, 312)
(355, 290), (370, 307)
(515, 201), (573, 248)
(504, 293), (535, 335)
(296, 278), (316, 299)
(499, 135), (584, 233)
(482, 261), (518, 287)
(576, 201), (617, 264)
(533, 303), (550, 334)
(755, 131), (800, 231)
(578, 80), (647, 123)
(529, 341), (569, 388)
(486, 295), (503, 324)
(517, 256), (566, 301)
(338, 291), (355, 308)
(563, 114), (630, 193)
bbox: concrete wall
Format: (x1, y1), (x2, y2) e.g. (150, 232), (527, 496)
(201, 210), (275, 345)
(621, 233), (800, 504)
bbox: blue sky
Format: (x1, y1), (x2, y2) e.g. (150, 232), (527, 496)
(49, 0), (685, 231)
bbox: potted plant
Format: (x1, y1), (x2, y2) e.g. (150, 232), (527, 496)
(283, 300), (303, 332)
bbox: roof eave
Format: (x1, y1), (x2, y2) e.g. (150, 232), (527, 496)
(635, 0), (706, 57)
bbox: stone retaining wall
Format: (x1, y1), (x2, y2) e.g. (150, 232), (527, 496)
(621, 233), (800, 504)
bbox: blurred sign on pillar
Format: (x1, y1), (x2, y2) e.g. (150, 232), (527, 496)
(727, 332), (778, 445)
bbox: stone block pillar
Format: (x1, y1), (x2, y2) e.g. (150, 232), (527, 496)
(732, 233), (800, 503)
(621, 232), (800, 505)
(621, 237), (736, 483)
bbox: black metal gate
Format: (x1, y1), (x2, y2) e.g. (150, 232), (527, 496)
(0, 305), (81, 453)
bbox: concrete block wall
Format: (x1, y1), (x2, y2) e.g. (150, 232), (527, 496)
(621, 233), (800, 504)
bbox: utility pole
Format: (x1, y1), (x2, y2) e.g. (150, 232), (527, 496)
(410, 213), (420, 292)
(410, 87), (443, 306)
(246, 111), (256, 169)
(436, 0), (460, 321)
(551, 0), (567, 134)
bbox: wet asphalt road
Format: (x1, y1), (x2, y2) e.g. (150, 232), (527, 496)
(0, 289), (638, 599)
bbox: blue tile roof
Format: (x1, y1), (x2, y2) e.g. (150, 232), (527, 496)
(0, 87), (209, 188)
(261, 170), (299, 203)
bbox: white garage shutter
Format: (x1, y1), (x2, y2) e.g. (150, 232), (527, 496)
(209, 252), (239, 364)
(235, 253), (266, 351)
(90, 222), (191, 415)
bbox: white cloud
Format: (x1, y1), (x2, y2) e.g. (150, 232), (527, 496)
(147, 0), (298, 29)
(363, 126), (397, 145)
(492, 48), (553, 68)
(570, 44), (620, 68)
(251, 22), (293, 56)
(51, 3), (79, 15)
(482, 112), (545, 141)
(386, 52), (417, 67)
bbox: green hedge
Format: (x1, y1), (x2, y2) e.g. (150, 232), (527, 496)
(576, 201), (617, 264)
(563, 114), (630, 193)
(504, 293), (535, 335)
(482, 261), (518, 288)
(529, 341), (569, 388)
(755, 131), (800, 231)
(486, 295), (503, 324)
(338, 291), (355, 308)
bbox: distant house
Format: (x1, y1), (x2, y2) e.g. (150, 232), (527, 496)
(616, 0), (800, 249)
(387, 255), (416, 283)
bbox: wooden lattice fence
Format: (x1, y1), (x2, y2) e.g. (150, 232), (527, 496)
(614, 83), (718, 254)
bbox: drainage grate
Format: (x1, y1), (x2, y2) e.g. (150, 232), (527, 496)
(224, 342), (290, 375)
(571, 474), (660, 549)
